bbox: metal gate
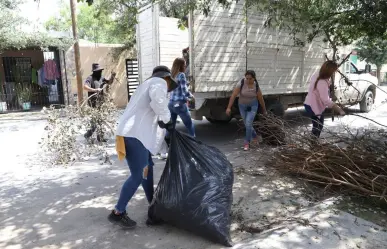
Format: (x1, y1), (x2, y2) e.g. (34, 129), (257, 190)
(0, 49), (64, 112)
(125, 59), (139, 100)
(2, 57), (32, 111)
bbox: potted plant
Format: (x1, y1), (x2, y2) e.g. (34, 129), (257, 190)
(15, 84), (32, 110)
(0, 83), (6, 112)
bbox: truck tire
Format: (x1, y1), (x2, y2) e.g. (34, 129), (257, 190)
(206, 117), (232, 124)
(267, 102), (285, 117)
(360, 90), (374, 113)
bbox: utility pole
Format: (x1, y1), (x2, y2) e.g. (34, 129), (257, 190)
(70, 0), (83, 105)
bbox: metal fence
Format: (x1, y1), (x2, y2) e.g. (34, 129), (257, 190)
(126, 59), (139, 99)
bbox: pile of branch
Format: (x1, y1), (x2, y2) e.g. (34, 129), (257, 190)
(254, 114), (287, 146)
(258, 114), (387, 202)
(42, 91), (117, 165)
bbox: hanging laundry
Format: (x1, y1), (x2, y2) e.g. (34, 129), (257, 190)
(44, 59), (60, 82)
(37, 68), (47, 87)
(48, 81), (59, 103)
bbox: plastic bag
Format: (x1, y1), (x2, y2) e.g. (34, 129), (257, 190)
(148, 130), (234, 247)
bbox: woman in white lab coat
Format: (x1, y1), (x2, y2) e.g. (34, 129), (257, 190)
(108, 66), (177, 229)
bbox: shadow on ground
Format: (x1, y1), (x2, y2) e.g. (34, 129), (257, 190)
(1, 107), (387, 249)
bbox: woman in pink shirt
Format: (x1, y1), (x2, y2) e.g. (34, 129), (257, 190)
(304, 61), (345, 138)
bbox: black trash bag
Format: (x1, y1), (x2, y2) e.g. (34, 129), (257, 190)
(148, 130), (234, 247)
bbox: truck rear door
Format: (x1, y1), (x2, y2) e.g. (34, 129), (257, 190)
(136, 5), (159, 83)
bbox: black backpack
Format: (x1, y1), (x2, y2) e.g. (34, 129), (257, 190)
(240, 78), (259, 93)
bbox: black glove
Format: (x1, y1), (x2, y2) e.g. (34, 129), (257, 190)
(158, 121), (174, 132)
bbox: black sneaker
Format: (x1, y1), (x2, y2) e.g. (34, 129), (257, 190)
(108, 210), (137, 229)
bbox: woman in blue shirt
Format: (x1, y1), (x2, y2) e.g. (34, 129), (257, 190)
(168, 58), (196, 137)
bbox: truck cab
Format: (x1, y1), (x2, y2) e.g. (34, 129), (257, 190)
(335, 61), (378, 112)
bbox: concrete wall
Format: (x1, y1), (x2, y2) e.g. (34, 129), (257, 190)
(65, 41), (136, 108)
(381, 65), (387, 82)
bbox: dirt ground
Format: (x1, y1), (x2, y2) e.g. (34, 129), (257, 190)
(2, 87), (387, 249)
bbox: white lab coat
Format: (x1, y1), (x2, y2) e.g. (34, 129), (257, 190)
(116, 77), (171, 155)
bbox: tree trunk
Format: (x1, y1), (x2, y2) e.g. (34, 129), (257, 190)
(377, 66), (382, 83)
(70, 0), (83, 105)
(332, 47), (338, 62)
(330, 47), (338, 101)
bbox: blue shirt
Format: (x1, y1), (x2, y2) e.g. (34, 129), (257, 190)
(169, 72), (192, 102)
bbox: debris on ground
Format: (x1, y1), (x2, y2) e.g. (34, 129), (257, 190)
(257, 114), (387, 203)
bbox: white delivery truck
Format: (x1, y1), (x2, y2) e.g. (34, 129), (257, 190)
(136, 2), (378, 123)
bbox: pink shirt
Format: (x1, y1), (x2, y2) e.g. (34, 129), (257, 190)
(44, 60), (60, 80)
(304, 73), (334, 115)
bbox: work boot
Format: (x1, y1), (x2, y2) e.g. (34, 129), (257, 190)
(108, 210), (136, 229)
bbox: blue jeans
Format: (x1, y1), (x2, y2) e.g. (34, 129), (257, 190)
(115, 137), (154, 213)
(168, 101), (195, 137)
(239, 100), (258, 143)
(304, 104), (324, 138)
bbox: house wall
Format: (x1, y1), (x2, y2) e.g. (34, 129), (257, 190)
(381, 65), (387, 82)
(65, 43), (136, 108)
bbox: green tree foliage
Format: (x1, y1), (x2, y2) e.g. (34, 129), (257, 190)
(357, 37), (387, 81)
(76, 0), (387, 58)
(138, 0), (387, 61)
(75, 0), (139, 48)
(45, 0), (123, 44)
(254, 0), (387, 59)
(0, 0), (27, 49)
(76, 0), (231, 41)
(0, 0), (72, 52)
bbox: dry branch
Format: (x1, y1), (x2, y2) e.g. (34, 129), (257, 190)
(253, 114), (387, 203)
(41, 91), (117, 165)
(240, 217), (317, 234)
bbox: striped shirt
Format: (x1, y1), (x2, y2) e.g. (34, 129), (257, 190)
(169, 72), (193, 102)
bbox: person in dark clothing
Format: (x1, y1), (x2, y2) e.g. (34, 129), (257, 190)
(83, 63), (116, 142)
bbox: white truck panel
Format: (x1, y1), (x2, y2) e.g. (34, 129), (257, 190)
(137, 2), (326, 97)
(137, 6), (188, 81)
(246, 9), (305, 95)
(159, 17), (189, 67)
(303, 40), (326, 87)
(192, 2), (326, 95)
(193, 1), (246, 93)
(137, 6), (157, 82)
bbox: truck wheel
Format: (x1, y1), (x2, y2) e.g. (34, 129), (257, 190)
(206, 117), (232, 124)
(360, 90), (374, 113)
(267, 102), (285, 117)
